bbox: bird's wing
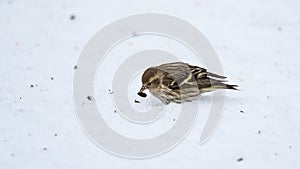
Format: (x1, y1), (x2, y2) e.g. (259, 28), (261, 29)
(187, 64), (227, 80)
(187, 64), (238, 91)
(157, 62), (228, 89)
(156, 62), (194, 89)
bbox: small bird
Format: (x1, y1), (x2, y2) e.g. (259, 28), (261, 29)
(138, 62), (238, 104)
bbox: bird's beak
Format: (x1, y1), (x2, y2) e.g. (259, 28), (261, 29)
(139, 85), (147, 92)
(137, 85), (148, 98)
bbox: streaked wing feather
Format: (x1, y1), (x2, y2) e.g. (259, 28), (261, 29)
(156, 62), (192, 88)
(188, 64), (227, 80)
(157, 62), (230, 94)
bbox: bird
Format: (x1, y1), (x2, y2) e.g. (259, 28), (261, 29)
(137, 62), (238, 104)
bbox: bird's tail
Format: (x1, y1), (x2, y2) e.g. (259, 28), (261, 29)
(223, 84), (239, 90)
(199, 79), (239, 92)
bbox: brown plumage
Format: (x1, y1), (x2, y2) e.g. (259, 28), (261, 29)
(138, 62), (238, 104)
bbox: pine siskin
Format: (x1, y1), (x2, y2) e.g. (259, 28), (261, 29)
(137, 62), (238, 104)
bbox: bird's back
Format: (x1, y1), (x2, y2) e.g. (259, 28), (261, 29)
(155, 62), (238, 102)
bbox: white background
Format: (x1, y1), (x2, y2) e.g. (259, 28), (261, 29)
(1, 0), (299, 168)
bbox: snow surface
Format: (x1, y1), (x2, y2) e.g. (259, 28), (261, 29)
(1, 0), (300, 168)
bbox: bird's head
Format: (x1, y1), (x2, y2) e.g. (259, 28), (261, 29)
(138, 67), (162, 97)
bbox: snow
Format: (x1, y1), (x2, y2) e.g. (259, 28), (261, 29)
(1, 0), (300, 168)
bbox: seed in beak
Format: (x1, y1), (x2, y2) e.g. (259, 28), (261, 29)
(138, 92), (147, 97)
(138, 86), (147, 97)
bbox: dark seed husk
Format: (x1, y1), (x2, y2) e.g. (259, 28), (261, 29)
(138, 92), (147, 97)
